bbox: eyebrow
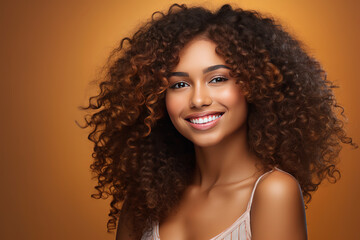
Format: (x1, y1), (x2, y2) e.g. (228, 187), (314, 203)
(203, 64), (230, 73)
(169, 64), (230, 77)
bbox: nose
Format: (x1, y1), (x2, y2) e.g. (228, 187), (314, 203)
(190, 83), (212, 108)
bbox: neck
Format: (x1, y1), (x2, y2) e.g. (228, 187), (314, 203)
(192, 126), (263, 191)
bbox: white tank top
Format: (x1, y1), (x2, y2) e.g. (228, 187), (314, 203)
(142, 167), (284, 240)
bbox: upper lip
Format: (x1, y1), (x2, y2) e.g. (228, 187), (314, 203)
(185, 111), (224, 120)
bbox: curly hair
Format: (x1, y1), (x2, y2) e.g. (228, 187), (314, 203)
(79, 3), (356, 239)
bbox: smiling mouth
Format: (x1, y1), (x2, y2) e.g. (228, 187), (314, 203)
(186, 113), (224, 124)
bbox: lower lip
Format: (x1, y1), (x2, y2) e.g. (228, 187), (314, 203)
(187, 114), (223, 130)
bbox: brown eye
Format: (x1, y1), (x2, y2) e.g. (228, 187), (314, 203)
(209, 76), (228, 83)
(170, 82), (189, 89)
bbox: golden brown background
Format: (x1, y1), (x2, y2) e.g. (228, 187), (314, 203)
(0, 0), (359, 239)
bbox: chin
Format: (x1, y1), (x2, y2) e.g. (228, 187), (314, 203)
(190, 135), (223, 148)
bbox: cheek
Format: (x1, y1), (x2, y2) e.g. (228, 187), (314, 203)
(215, 86), (248, 125)
(165, 93), (182, 121)
(215, 86), (246, 107)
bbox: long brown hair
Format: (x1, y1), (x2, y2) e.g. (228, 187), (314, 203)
(79, 4), (356, 239)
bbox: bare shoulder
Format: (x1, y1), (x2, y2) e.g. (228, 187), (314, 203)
(256, 168), (302, 199)
(250, 168), (308, 240)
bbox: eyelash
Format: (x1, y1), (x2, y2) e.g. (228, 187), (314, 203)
(210, 76), (228, 83)
(169, 76), (228, 89)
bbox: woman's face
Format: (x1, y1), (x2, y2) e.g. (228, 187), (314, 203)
(165, 38), (247, 147)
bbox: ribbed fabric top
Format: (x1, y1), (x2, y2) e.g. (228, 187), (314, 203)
(142, 167), (280, 240)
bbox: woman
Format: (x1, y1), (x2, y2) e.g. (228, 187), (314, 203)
(81, 3), (356, 240)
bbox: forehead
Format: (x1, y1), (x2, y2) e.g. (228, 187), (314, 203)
(173, 38), (226, 72)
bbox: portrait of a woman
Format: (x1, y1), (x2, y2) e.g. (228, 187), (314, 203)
(2, 0), (359, 239)
(81, 3), (356, 240)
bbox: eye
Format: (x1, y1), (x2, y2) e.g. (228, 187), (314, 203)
(209, 76), (228, 83)
(169, 82), (190, 89)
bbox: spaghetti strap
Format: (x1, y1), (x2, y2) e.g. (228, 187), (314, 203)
(143, 167), (286, 240)
(246, 168), (277, 210)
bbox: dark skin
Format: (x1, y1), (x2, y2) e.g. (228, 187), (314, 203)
(116, 38), (307, 240)
(116, 170), (307, 240)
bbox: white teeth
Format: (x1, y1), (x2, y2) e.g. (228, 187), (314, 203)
(189, 114), (223, 124)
